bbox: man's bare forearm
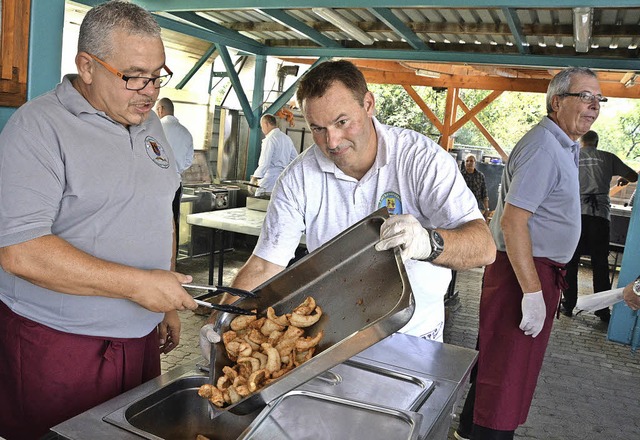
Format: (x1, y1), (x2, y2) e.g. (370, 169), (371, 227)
(435, 218), (496, 270)
(231, 254), (284, 291)
(0, 234), (195, 312)
(0, 235), (145, 298)
(216, 254), (286, 307)
(501, 204), (541, 293)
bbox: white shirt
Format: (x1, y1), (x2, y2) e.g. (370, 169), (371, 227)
(254, 118), (482, 341)
(161, 115), (194, 175)
(253, 128), (298, 196)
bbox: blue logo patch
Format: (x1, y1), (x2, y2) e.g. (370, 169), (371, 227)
(144, 136), (170, 169)
(378, 191), (402, 215)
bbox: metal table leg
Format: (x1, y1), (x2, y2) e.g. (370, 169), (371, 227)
(218, 231), (225, 286)
(208, 228), (217, 286)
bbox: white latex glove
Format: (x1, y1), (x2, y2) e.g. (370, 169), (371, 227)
(199, 323), (221, 363)
(375, 215), (432, 262)
(519, 291), (546, 338)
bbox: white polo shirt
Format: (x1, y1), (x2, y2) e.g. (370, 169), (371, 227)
(255, 118), (482, 340)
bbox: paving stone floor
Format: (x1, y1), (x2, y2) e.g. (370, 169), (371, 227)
(167, 251), (640, 440)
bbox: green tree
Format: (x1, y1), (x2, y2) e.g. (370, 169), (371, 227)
(615, 101), (640, 161)
(370, 84), (546, 154)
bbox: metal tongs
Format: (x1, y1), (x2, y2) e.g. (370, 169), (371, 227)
(183, 284), (258, 316)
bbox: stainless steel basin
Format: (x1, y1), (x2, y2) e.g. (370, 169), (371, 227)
(104, 356), (434, 440)
(104, 374), (260, 440)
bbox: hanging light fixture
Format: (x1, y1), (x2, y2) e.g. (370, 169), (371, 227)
(573, 7), (593, 53)
(312, 8), (374, 46)
(415, 69), (441, 78)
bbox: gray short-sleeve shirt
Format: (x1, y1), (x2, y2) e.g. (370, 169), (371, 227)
(0, 76), (179, 338)
(490, 117), (580, 264)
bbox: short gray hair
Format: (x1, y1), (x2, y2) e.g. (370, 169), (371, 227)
(261, 114), (277, 127)
(78, 1), (161, 59)
(157, 97), (174, 114)
(546, 67), (597, 114)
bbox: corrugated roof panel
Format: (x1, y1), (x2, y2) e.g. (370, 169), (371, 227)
(421, 8), (446, 23)
(516, 9), (537, 26)
(389, 8), (412, 23)
(534, 9), (554, 26)
(598, 9), (620, 25)
(476, 9), (497, 23)
(619, 8), (640, 24)
(439, 9), (462, 23)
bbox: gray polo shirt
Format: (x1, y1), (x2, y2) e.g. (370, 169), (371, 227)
(579, 146), (636, 220)
(0, 75), (179, 338)
(490, 117), (580, 264)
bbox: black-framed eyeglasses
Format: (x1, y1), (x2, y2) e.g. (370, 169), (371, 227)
(559, 91), (608, 104)
(88, 53), (173, 91)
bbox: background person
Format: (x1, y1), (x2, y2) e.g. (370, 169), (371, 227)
(249, 113), (298, 196)
(0, 2), (197, 438)
(200, 60), (495, 361)
(455, 67), (605, 440)
(461, 153), (490, 219)
(561, 130), (637, 321)
(156, 97), (194, 255)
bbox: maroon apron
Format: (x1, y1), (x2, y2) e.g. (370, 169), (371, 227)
(0, 301), (161, 440)
(474, 251), (566, 431)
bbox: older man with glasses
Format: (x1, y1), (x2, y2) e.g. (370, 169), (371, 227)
(0, 2), (197, 438)
(455, 67), (605, 440)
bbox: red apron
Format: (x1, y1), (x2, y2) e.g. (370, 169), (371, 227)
(0, 301), (161, 440)
(474, 251), (566, 431)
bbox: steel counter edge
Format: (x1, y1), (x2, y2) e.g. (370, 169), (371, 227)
(50, 334), (477, 440)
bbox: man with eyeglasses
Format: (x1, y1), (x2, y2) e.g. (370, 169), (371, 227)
(561, 130), (637, 322)
(0, 2), (197, 438)
(456, 67), (604, 440)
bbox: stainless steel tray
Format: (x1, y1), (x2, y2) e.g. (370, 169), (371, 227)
(299, 358), (434, 412)
(238, 390), (423, 440)
(211, 207), (415, 415)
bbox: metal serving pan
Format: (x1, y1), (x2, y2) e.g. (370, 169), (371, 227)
(238, 390), (423, 440)
(210, 207), (415, 415)
(298, 358), (434, 412)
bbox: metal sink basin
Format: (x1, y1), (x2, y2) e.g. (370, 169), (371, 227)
(104, 373), (260, 440)
(104, 355), (434, 440)
(52, 336), (478, 440)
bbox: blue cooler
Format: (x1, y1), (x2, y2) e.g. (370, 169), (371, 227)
(608, 187), (640, 351)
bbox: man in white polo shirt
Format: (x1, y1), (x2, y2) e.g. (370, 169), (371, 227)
(250, 113), (298, 196)
(200, 60), (495, 355)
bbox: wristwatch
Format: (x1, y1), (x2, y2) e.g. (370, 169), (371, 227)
(632, 278), (640, 297)
(425, 229), (445, 263)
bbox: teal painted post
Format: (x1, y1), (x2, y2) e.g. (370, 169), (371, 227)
(608, 175), (640, 351)
(245, 55), (267, 180)
(28, 0), (65, 100)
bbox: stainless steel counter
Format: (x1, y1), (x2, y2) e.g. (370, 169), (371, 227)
(51, 334), (476, 440)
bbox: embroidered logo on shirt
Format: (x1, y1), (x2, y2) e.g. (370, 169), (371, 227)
(378, 191), (402, 215)
(144, 136), (170, 169)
